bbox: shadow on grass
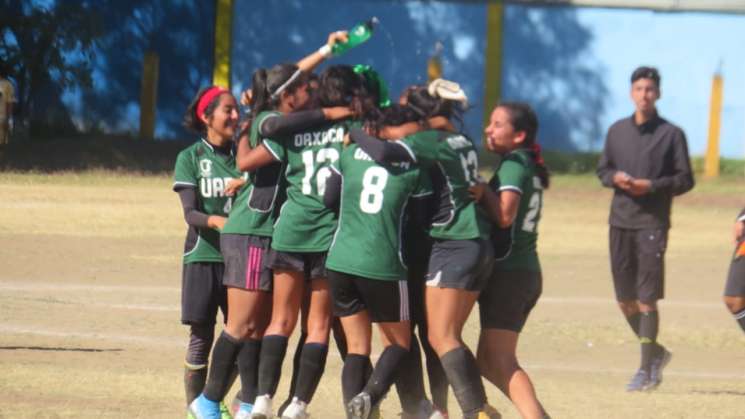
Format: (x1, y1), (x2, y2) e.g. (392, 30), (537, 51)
(0, 346), (123, 353)
(690, 389), (745, 397)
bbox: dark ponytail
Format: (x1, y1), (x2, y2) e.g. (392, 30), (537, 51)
(403, 85), (464, 131)
(498, 102), (550, 189)
(183, 87), (222, 133)
(318, 65), (382, 132)
(249, 63), (307, 123)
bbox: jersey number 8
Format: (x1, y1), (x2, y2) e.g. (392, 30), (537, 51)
(360, 166), (389, 214)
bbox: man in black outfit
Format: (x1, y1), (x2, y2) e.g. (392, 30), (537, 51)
(597, 66), (695, 392)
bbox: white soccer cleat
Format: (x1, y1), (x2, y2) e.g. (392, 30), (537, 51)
(280, 397), (310, 419)
(250, 395), (274, 419)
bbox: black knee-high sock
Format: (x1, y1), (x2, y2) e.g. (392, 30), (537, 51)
(257, 335), (289, 397)
(279, 332), (307, 413)
(342, 354), (370, 405)
(204, 331), (244, 402)
(237, 338), (262, 404)
(294, 343), (329, 403)
(440, 347), (486, 418)
(625, 312), (642, 337)
(394, 335), (426, 414)
(184, 364), (208, 405)
(423, 341), (448, 411)
(734, 309), (745, 334)
(639, 311), (659, 370)
(363, 344), (408, 406)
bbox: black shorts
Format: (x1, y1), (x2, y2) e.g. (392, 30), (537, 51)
(269, 250), (328, 280)
(479, 270), (542, 332)
(181, 262), (228, 325)
(724, 242), (745, 297)
(609, 227), (667, 303)
(426, 239), (495, 292)
(328, 270), (410, 323)
(221, 234), (273, 292)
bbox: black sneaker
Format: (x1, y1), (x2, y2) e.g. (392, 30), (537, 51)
(647, 347), (672, 390)
(626, 369), (650, 392)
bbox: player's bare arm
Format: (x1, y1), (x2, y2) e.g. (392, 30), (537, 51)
(469, 183), (520, 228)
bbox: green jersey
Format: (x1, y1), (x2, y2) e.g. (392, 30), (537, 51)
(489, 149), (542, 272)
(223, 111), (286, 237)
(173, 139), (241, 263)
(399, 130), (491, 241)
(263, 120), (353, 252)
(326, 144), (428, 281)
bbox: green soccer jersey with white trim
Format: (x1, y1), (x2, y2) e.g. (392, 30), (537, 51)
(263, 119), (355, 252)
(399, 130), (491, 241)
(326, 144), (428, 281)
(223, 111), (286, 237)
(173, 139), (242, 263)
(489, 149), (542, 272)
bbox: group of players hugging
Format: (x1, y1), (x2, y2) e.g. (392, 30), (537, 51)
(173, 28), (548, 419)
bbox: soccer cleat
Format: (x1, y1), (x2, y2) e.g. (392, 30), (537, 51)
(233, 402), (254, 419)
(189, 394), (223, 419)
(250, 395), (274, 419)
(429, 409), (449, 419)
(402, 399), (435, 419)
(280, 397), (310, 419)
(347, 392), (372, 419)
(626, 369), (650, 392)
(220, 402), (233, 419)
(647, 347), (673, 390)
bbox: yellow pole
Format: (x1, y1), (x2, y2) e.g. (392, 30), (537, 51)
(139, 51), (159, 140)
(704, 72), (723, 178)
(428, 42), (443, 82)
(213, 0), (233, 88)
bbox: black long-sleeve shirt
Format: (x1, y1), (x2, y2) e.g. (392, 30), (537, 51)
(597, 113), (694, 229)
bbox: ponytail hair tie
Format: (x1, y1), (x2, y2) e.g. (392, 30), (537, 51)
(530, 143), (545, 166)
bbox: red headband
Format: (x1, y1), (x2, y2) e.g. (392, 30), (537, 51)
(196, 86), (229, 119)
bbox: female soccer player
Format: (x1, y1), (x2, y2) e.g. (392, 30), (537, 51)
(188, 33), (352, 419)
(350, 80), (498, 419)
(243, 64), (377, 419)
(724, 208), (745, 333)
(174, 86), (245, 415)
(322, 103), (432, 419)
(470, 102), (550, 419)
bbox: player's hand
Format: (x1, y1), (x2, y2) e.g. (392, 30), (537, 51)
(225, 178), (246, 196)
(327, 30), (349, 47)
(627, 178), (652, 196)
(735, 220), (744, 243)
(208, 215), (227, 231)
(323, 107), (354, 121)
(240, 89), (253, 106)
(468, 183), (488, 203)
(613, 171), (633, 190)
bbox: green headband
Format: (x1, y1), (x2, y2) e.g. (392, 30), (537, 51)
(353, 64), (391, 108)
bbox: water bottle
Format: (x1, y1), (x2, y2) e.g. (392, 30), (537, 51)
(332, 17), (378, 56)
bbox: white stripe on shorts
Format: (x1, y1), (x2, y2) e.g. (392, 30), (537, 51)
(398, 280), (410, 321)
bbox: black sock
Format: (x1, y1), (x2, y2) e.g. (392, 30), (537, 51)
(625, 312), (642, 337)
(342, 354), (370, 404)
(639, 311), (659, 370)
(395, 335), (426, 414)
(422, 337), (448, 412)
(257, 335), (289, 397)
(734, 309), (745, 334)
(184, 364), (208, 405)
(204, 331), (243, 402)
(237, 338), (262, 404)
(440, 347), (486, 417)
(294, 343), (329, 403)
(363, 344), (408, 406)
(279, 332), (307, 414)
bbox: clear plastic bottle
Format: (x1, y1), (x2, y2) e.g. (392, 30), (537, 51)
(331, 17), (379, 56)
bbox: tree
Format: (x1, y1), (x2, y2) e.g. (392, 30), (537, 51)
(0, 0), (102, 137)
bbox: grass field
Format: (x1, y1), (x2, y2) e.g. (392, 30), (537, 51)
(1, 171), (744, 418)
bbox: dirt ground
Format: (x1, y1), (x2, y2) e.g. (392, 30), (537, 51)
(1, 172), (744, 418)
